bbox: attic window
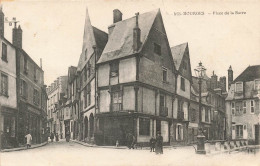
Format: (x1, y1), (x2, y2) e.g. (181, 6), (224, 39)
(154, 43), (161, 55)
(235, 82), (243, 92)
(110, 61), (119, 77)
(255, 79), (260, 90)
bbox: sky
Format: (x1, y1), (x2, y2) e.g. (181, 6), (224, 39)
(1, 0), (260, 85)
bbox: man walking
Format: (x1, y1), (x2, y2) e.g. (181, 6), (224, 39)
(25, 132), (32, 149)
(155, 132), (163, 154)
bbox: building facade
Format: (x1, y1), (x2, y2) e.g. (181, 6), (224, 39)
(95, 9), (179, 146)
(226, 65), (260, 143)
(46, 76), (67, 138)
(0, 8), (18, 148)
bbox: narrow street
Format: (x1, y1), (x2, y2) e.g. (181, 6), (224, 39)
(1, 141), (260, 166)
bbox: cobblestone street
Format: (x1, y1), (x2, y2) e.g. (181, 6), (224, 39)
(1, 140), (260, 166)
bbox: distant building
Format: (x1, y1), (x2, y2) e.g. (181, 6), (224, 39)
(0, 7), (18, 149)
(46, 76), (67, 138)
(226, 65), (260, 142)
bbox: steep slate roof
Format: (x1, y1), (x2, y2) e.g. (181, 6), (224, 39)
(77, 8), (108, 71)
(233, 65), (260, 82)
(97, 9), (159, 64)
(170, 43), (188, 70)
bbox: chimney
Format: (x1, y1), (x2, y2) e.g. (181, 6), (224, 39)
(108, 9), (122, 37)
(12, 25), (23, 48)
(133, 12), (141, 52)
(210, 71), (218, 89)
(0, 5), (4, 37)
(113, 9), (122, 23)
(219, 76), (226, 92)
(40, 58), (42, 69)
(228, 65), (233, 90)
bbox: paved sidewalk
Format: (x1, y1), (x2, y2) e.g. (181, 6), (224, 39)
(1, 142), (48, 152)
(71, 139), (194, 150)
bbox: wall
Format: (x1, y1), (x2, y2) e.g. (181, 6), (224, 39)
(176, 75), (190, 99)
(119, 57), (136, 83)
(0, 39), (17, 108)
(98, 63), (109, 87)
(123, 86), (135, 111)
(99, 89), (110, 113)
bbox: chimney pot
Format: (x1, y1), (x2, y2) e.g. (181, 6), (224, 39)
(12, 24), (22, 48)
(113, 9), (122, 23)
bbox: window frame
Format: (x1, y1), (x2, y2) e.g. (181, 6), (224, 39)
(153, 43), (161, 55)
(139, 117), (150, 136)
(250, 100), (255, 114)
(231, 102), (235, 115)
(162, 67), (167, 83)
(243, 101), (247, 114)
(1, 42), (7, 62)
(110, 61), (119, 78)
(235, 82), (243, 92)
(181, 77), (185, 91)
(1, 73), (8, 96)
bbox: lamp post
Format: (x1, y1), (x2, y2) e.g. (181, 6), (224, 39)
(194, 62), (206, 154)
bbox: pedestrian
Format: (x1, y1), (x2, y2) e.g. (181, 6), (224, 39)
(25, 132), (32, 149)
(55, 133), (59, 142)
(50, 132), (54, 142)
(126, 133), (133, 149)
(116, 140), (119, 147)
(149, 137), (156, 152)
(155, 132), (163, 154)
(66, 130), (70, 142)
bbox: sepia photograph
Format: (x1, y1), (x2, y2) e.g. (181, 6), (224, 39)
(0, 0), (260, 165)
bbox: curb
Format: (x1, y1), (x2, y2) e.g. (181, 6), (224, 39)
(71, 140), (128, 149)
(1, 142), (48, 153)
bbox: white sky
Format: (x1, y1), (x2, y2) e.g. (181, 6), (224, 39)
(2, 0), (260, 85)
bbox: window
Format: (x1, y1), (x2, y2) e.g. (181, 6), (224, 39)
(183, 61), (187, 70)
(243, 101), (247, 114)
(112, 91), (122, 104)
(139, 118), (150, 136)
(84, 66), (87, 81)
(110, 61), (119, 77)
(33, 89), (39, 105)
(251, 100), (255, 113)
(154, 43), (161, 55)
(159, 95), (165, 108)
(87, 83), (91, 106)
(162, 67), (167, 82)
(34, 66), (37, 82)
(1, 73), (8, 96)
(191, 109), (196, 122)
(24, 56), (28, 73)
(2, 42), (7, 62)
(20, 80), (28, 99)
(87, 61), (91, 78)
(181, 77), (185, 91)
(236, 125), (243, 138)
(231, 102), (235, 115)
(84, 87), (87, 108)
(235, 82), (243, 92)
(176, 124), (183, 140)
(255, 79), (260, 90)
(205, 109), (209, 122)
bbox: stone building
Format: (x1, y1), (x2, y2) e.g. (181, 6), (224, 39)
(76, 8), (108, 143)
(170, 43), (192, 145)
(0, 7), (18, 149)
(96, 9), (178, 146)
(226, 65), (260, 143)
(46, 76), (67, 138)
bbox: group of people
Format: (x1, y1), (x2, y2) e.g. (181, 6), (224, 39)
(150, 132), (163, 154)
(49, 132), (59, 142)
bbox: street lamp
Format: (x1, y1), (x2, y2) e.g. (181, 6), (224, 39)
(194, 61), (206, 154)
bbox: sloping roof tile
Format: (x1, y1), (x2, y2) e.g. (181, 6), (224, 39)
(170, 43), (188, 70)
(234, 65), (260, 82)
(97, 9), (159, 64)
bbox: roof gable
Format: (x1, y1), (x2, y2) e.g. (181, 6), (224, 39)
(234, 65), (260, 82)
(171, 43), (187, 70)
(97, 9), (159, 64)
(77, 8), (97, 71)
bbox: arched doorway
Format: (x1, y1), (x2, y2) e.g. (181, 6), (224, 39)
(89, 113), (94, 138)
(84, 116), (88, 140)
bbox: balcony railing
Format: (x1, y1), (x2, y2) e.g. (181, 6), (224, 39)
(110, 103), (122, 112)
(177, 111), (184, 120)
(159, 106), (168, 117)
